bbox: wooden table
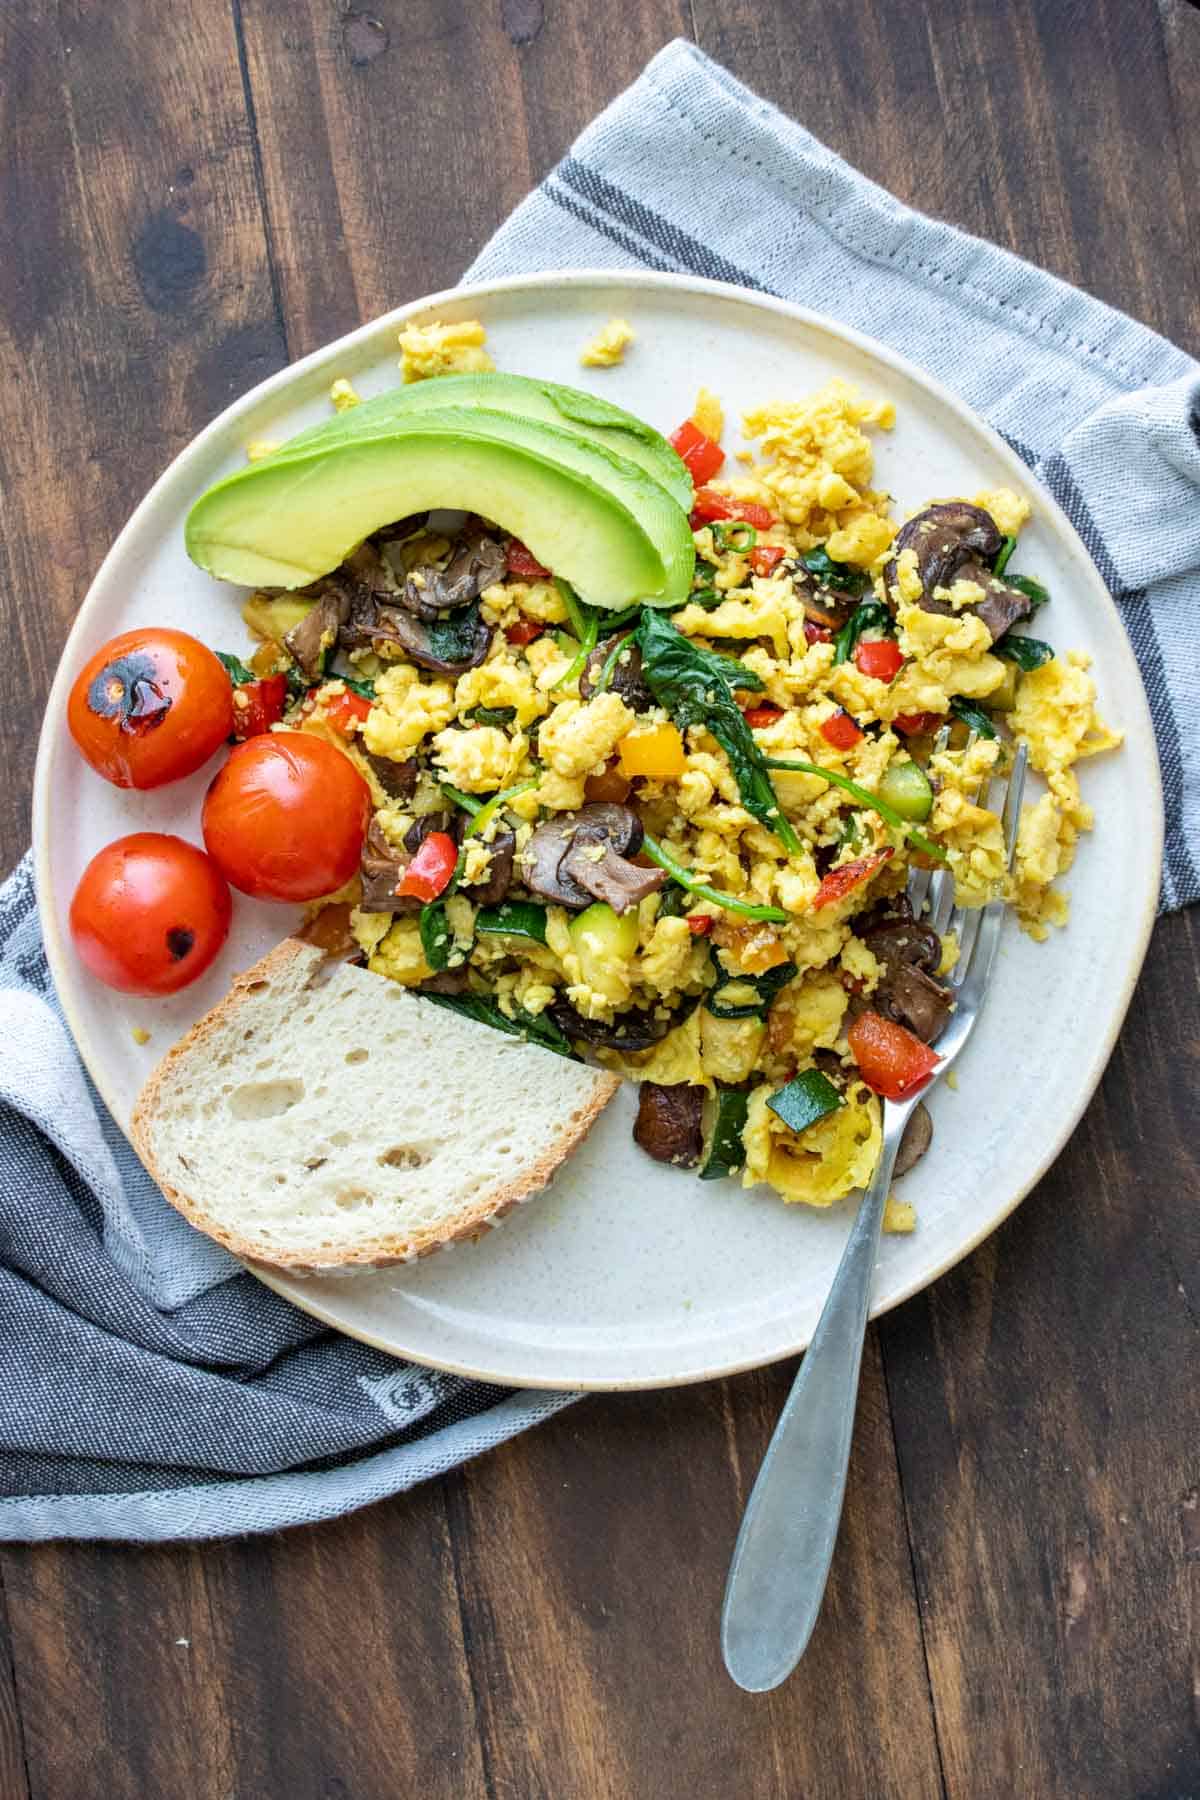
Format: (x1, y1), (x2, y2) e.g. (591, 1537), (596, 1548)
(2, 2), (1197, 1794)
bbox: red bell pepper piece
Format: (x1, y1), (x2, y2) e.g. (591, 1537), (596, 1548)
(505, 539), (551, 581)
(395, 831), (458, 903)
(846, 1010), (940, 1100)
(803, 619), (833, 645)
(853, 638), (905, 683)
(322, 688), (373, 736)
(689, 487), (777, 530)
(893, 711), (942, 737)
(669, 419), (725, 484)
(742, 702), (783, 730)
(685, 914), (714, 936)
(504, 619), (545, 647)
(810, 846), (893, 913)
(819, 708), (865, 751)
(232, 673), (287, 739)
(748, 544), (786, 578)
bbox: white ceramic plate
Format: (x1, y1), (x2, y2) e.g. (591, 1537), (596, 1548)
(33, 272), (1161, 1390)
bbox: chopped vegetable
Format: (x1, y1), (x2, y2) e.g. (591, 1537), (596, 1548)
(230, 672), (287, 739)
(810, 846), (894, 913)
(749, 544), (786, 578)
(321, 687), (373, 735)
(1008, 574), (1050, 609)
(463, 776), (541, 843)
(765, 757), (948, 861)
(689, 488), (776, 529)
(949, 696), (998, 739)
(711, 519), (757, 553)
(876, 759), (934, 822)
(685, 913), (713, 936)
(569, 902), (640, 1000)
(800, 546), (870, 596)
(397, 832), (459, 903)
(418, 901), (456, 971)
(846, 1010), (940, 1100)
(504, 619), (545, 647)
(636, 610), (799, 853)
(640, 834), (790, 923)
(656, 883), (691, 919)
(668, 419), (725, 484)
(994, 634), (1054, 671)
(475, 900), (548, 943)
(768, 1069), (845, 1135)
(820, 708), (864, 750)
(833, 599), (893, 665)
(467, 704), (518, 727)
(422, 990), (575, 1057)
(706, 960), (797, 1019)
(700, 1086), (751, 1180)
(506, 539), (551, 580)
(618, 721), (687, 781)
(804, 620), (833, 646)
(216, 651), (257, 686)
(992, 534), (1017, 577)
(584, 763), (633, 804)
(853, 637), (905, 683)
(743, 703), (783, 730)
(893, 711), (942, 736)
(554, 579), (599, 690)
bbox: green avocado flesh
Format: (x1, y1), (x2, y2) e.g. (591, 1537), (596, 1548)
(186, 406), (695, 609)
(260, 372), (694, 512)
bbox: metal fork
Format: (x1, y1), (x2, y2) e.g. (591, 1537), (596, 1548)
(721, 741), (1029, 1692)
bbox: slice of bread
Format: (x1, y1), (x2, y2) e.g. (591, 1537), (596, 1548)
(131, 939), (618, 1271)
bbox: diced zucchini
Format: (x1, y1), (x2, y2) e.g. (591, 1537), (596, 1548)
(568, 903), (639, 1003)
(700, 1086), (751, 1180)
(767, 1069), (844, 1135)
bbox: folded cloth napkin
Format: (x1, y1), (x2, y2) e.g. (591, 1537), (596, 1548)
(2, 40), (1197, 1543)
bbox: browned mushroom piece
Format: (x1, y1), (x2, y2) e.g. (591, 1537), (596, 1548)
(633, 1082), (706, 1168)
(547, 994), (698, 1052)
(792, 564), (860, 631)
(358, 819), (421, 915)
(394, 526), (507, 621)
(521, 802), (665, 913)
(363, 751), (419, 800)
(417, 965), (473, 996)
(893, 1101), (933, 1178)
(857, 894), (954, 1045)
(578, 630), (654, 712)
(882, 502), (1033, 645)
(284, 583), (351, 679)
(458, 829), (516, 907)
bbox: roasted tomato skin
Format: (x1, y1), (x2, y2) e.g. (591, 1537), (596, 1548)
(69, 833), (231, 996)
(201, 732), (370, 901)
(67, 629), (234, 789)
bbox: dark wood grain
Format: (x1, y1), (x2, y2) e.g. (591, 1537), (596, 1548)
(0, 0), (1197, 1796)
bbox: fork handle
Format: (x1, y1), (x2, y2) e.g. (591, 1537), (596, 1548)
(720, 1121), (904, 1692)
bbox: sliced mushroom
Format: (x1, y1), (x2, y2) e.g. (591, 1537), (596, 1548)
(793, 565), (860, 630)
(882, 503), (1032, 645)
(579, 630), (653, 712)
(358, 819), (421, 915)
(548, 994), (697, 1051)
(284, 583), (351, 680)
(417, 965), (472, 996)
(633, 1082), (705, 1167)
(459, 828), (515, 907)
(893, 1101), (933, 1177)
(402, 811), (454, 853)
(395, 527), (508, 622)
(340, 587), (491, 675)
(858, 894), (953, 1044)
(521, 803), (662, 914)
(857, 895), (942, 978)
(363, 752), (418, 800)
(884, 964), (954, 1044)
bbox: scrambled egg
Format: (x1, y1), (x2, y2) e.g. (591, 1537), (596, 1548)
(288, 368), (1122, 1232)
(580, 318), (635, 367)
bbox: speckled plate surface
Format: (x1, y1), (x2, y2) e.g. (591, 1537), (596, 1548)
(33, 272), (1161, 1390)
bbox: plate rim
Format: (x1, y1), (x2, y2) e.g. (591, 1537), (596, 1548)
(32, 267), (1163, 1390)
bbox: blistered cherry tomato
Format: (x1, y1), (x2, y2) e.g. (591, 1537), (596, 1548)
(67, 629), (234, 788)
(69, 833), (231, 995)
(202, 732), (370, 901)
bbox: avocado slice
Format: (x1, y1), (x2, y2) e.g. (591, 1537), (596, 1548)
(260, 373), (694, 512)
(186, 406), (695, 609)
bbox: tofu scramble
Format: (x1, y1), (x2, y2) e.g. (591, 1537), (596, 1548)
(230, 340), (1121, 1222)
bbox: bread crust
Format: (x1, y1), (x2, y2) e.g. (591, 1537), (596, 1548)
(131, 938), (619, 1273)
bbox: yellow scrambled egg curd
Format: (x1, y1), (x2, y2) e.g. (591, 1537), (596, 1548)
(579, 318), (635, 367)
(398, 318), (494, 383)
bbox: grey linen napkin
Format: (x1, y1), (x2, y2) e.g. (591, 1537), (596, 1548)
(2, 40), (1197, 1543)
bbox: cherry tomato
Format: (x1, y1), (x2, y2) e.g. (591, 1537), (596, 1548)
(820, 708), (865, 750)
(893, 711), (942, 737)
(321, 688), (373, 736)
(853, 637), (905, 683)
(395, 831), (458, 902)
(67, 628), (234, 789)
(749, 544), (786, 578)
(202, 732), (370, 901)
(847, 1010), (940, 1100)
(810, 846), (894, 913)
(504, 619), (545, 647)
(689, 488), (777, 530)
(505, 540), (552, 581)
(232, 673), (288, 739)
(742, 703), (783, 730)
(668, 419), (725, 484)
(69, 833), (231, 996)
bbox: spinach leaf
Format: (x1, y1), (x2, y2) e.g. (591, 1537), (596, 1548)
(833, 599), (892, 665)
(466, 704), (517, 727)
(216, 651), (256, 687)
(992, 534), (1018, 577)
(949, 696), (998, 739)
(655, 883), (692, 919)
(635, 611), (798, 851)
(802, 546), (869, 596)
(1008, 574), (1050, 610)
(421, 991), (575, 1058)
(421, 601), (488, 667)
(474, 901), (548, 944)
(994, 634), (1054, 671)
(706, 960), (797, 1019)
(339, 674), (377, 700)
(419, 903), (455, 972)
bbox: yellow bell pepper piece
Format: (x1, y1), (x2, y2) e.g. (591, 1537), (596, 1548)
(618, 722), (686, 781)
